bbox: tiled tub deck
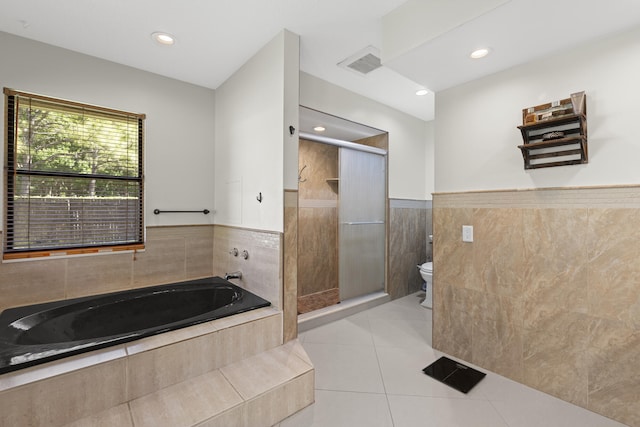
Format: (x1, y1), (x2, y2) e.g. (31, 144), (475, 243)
(0, 308), (314, 427)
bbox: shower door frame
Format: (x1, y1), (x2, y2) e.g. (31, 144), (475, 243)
(298, 132), (388, 301)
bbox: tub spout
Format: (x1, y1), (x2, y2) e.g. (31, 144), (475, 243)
(224, 271), (242, 281)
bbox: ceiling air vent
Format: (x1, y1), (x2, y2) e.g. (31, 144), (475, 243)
(338, 46), (382, 76)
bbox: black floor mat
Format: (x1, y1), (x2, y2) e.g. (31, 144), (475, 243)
(422, 356), (486, 394)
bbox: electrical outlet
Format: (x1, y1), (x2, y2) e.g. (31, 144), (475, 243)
(462, 225), (473, 242)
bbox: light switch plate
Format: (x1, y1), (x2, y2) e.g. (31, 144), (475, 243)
(462, 225), (473, 242)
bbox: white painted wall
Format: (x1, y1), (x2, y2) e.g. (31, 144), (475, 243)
(0, 31), (216, 228)
(300, 72), (433, 200)
(214, 30), (299, 232)
(435, 26), (640, 193)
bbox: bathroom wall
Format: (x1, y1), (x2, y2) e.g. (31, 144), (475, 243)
(0, 31), (216, 228)
(214, 30), (299, 233)
(0, 32), (220, 311)
(214, 29), (299, 335)
(297, 139), (339, 313)
(433, 26), (640, 426)
(433, 188), (640, 426)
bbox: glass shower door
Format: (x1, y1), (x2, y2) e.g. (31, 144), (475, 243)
(338, 147), (386, 301)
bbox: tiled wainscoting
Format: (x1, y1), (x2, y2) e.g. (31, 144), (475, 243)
(0, 309), (314, 427)
(433, 185), (640, 427)
(0, 226), (214, 313)
(388, 199), (432, 300)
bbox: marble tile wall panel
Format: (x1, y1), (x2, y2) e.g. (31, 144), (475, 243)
(297, 206), (338, 297)
(213, 225), (282, 310)
(387, 201), (428, 300)
(432, 185), (640, 427)
(0, 226), (214, 312)
(283, 190), (299, 342)
(298, 139), (338, 201)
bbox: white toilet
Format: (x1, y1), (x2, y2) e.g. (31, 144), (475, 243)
(418, 261), (433, 308)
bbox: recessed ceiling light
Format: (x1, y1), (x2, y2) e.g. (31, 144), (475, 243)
(313, 126), (326, 132)
(152, 32), (175, 46)
(470, 48), (490, 59)
(415, 89), (429, 96)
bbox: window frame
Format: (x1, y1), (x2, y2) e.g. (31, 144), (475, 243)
(3, 88), (145, 260)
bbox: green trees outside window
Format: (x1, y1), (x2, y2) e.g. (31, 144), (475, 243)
(4, 89), (145, 256)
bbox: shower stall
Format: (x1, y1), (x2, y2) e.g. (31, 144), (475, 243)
(297, 126), (387, 315)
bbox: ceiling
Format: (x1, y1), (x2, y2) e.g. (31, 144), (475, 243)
(1, 0), (640, 127)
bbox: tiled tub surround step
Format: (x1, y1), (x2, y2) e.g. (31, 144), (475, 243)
(0, 308), (314, 427)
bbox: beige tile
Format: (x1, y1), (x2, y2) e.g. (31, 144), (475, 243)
(127, 311), (282, 399)
(66, 252), (133, 298)
(185, 226), (214, 279)
(472, 317), (523, 382)
(213, 226), (282, 310)
(433, 207), (476, 290)
(220, 340), (313, 401)
(522, 208), (588, 316)
(587, 319), (640, 427)
(210, 307), (280, 331)
(0, 257), (66, 312)
(63, 404), (133, 427)
(523, 328), (588, 407)
(587, 208), (640, 329)
(432, 286), (473, 360)
(126, 330), (223, 400)
(244, 370), (315, 427)
(196, 405), (247, 427)
(125, 320), (220, 356)
(473, 208), (524, 297)
(133, 235), (186, 287)
(283, 191), (298, 342)
(0, 346), (127, 392)
(0, 358), (127, 427)
(129, 370), (243, 427)
(215, 314), (283, 368)
(125, 308), (278, 356)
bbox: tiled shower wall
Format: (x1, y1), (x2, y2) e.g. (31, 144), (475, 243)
(432, 186), (640, 427)
(388, 199), (432, 300)
(297, 139), (339, 311)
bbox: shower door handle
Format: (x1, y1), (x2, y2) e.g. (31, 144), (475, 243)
(341, 221), (385, 225)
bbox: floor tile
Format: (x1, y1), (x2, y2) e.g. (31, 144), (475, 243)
(490, 391), (628, 427)
(369, 316), (431, 348)
(303, 342), (385, 393)
(376, 346), (485, 399)
(295, 292), (626, 427)
(280, 390), (393, 427)
(387, 394), (509, 427)
(302, 316), (373, 346)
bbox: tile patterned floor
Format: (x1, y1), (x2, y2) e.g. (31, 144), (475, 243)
(277, 292), (627, 427)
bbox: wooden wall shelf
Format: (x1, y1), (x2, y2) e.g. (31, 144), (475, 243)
(517, 95), (587, 169)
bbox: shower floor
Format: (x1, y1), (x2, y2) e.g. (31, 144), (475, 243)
(297, 288), (340, 314)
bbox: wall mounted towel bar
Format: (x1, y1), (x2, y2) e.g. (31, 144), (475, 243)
(153, 209), (210, 215)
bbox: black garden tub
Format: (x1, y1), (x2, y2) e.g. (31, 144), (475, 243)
(0, 276), (270, 374)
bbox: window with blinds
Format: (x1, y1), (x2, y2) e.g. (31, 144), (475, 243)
(3, 88), (145, 259)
